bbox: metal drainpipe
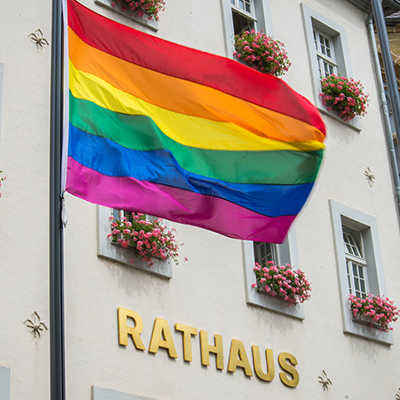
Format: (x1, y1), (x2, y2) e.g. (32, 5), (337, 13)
(367, 13), (400, 215)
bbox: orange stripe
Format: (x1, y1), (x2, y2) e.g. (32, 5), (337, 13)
(68, 28), (325, 144)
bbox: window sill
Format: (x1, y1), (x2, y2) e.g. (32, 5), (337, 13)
(94, 0), (159, 32)
(246, 288), (305, 320)
(318, 106), (361, 132)
(97, 206), (172, 279)
(344, 314), (393, 345)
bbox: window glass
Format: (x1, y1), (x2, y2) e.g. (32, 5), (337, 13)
(313, 29), (338, 78)
(342, 230), (368, 298)
(253, 242), (277, 265)
(232, 11), (255, 34)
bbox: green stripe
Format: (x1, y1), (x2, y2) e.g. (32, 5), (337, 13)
(69, 93), (323, 185)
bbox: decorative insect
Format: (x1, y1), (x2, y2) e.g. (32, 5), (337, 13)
(395, 387), (400, 400)
(318, 369), (333, 391)
(363, 167), (376, 187)
(24, 312), (48, 338)
(28, 29), (49, 49)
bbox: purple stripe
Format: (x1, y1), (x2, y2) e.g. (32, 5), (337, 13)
(66, 157), (295, 243)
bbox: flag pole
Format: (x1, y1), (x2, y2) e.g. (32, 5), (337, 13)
(50, 0), (66, 398)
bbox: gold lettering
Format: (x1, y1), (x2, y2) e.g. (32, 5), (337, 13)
(175, 323), (198, 362)
(251, 345), (274, 382)
(148, 318), (178, 359)
(117, 307), (145, 351)
(199, 330), (224, 370)
(278, 352), (299, 388)
(227, 339), (253, 377)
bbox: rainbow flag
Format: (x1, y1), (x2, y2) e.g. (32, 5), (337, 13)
(65, 0), (326, 243)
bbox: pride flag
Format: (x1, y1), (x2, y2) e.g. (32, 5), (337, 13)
(65, 0), (326, 243)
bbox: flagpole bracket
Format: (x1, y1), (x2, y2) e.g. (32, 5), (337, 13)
(61, 193), (67, 228)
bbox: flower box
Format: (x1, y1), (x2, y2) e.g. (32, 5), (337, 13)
(320, 74), (368, 121)
(234, 30), (291, 77)
(349, 294), (400, 332)
(252, 261), (311, 305)
(108, 212), (180, 266)
(111, 0), (165, 21)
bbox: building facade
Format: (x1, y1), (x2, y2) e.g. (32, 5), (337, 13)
(1, 0), (400, 399)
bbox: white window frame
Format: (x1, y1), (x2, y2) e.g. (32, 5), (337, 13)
(313, 29), (338, 78)
(231, 0), (255, 17)
(343, 229), (370, 298)
(97, 206), (172, 279)
(0, 367), (10, 400)
(221, 0), (272, 58)
(329, 200), (392, 345)
(301, 4), (360, 131)
(94, 0), (159, 32)
(242, 229), (304, 320)
(93, 386), (155, 400)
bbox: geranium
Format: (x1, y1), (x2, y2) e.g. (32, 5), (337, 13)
(234, 30), (291, 76)
(320, 74), (368, 121)
(112, 0), (166, 20)
(252, 261), (311, 304)
(108, 212), (180, 265)
(349, 294), (400, 332)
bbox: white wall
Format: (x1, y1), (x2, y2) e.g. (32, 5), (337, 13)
(0, 0), (399, 399)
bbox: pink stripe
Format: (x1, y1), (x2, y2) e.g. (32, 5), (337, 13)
(66, 158), (295, 243)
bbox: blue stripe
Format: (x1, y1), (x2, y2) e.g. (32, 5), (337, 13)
(68, 124), (313, 217)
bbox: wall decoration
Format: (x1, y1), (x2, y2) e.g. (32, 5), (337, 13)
(363, 167), (376, 187)
(318, 369), (333, 391)
(0, 170), (5, 198)
(24, 312), (48, 338)
(28, 29), (49, 50)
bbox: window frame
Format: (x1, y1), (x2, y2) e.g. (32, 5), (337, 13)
(97, 206), (172, 279)
(0, 367), (10, 400)
(242, 230), (304, 320)
(314, 29), (338, 78)
(220, 0), (272, 58)
(329, 200), (392, 345)
(343, 229), (370, 298)
(301, 3), (360, 131)
(94, 0), (159, 32)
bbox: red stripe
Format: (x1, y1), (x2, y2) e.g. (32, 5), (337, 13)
(67, 0), (326, 135)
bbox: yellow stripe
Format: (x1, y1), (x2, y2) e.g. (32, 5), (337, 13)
(69, 61), (325, 152)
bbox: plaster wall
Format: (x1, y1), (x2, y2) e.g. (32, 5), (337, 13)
(0, 0), (399, 399)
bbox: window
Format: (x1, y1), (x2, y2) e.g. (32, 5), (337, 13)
(329, 200), (392, 345)
(313, 29), (338, 78)
(221, 0), (272, 58)
(93, 386), (155, 400)
(253, 242), (277, 266)
(243, 231), (304, 320)
(0, 367), (10, 400)
(231, 0), (256, 35)
(343, 229), (369, 298)
(97, 206), (172, 279)
(301, 4), (359, 129)
(94, 0), (159, 32)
